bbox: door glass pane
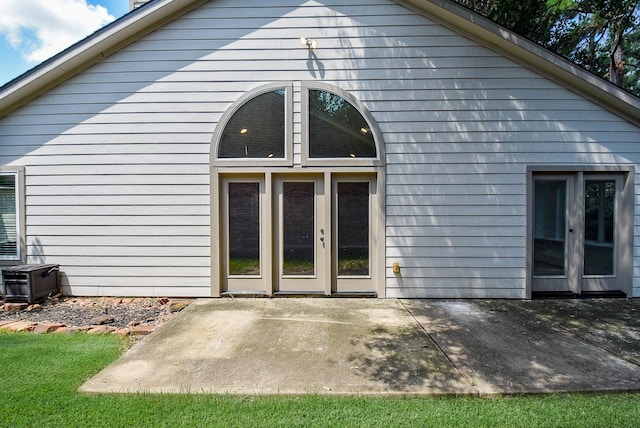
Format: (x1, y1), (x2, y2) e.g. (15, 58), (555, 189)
(228, 183), (260, 276)
(584, 180), (615, 275)
(338, 182), (370, 276)
(283, 182), (315, 276)
(533, 180), (567, 276)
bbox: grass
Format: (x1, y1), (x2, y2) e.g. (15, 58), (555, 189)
(229, 257), (260, 276)
(2, 332), (640, 427)
(229, 257), (371, 276)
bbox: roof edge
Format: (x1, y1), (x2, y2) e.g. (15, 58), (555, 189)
(0, 0), (209, 118)
(2, 0), (640, 125)
(396, 0), (640, 126)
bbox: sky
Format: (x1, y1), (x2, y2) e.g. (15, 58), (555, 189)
(0, 0), (131, 87)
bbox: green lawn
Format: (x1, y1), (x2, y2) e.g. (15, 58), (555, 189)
(2, 332), (640, 427)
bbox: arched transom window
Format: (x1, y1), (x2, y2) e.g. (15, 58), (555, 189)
(308, 89), (376, 159)
(214, 82), (381, 167)
(218, 89), (286, 159)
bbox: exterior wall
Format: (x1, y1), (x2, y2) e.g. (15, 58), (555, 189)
(0, 0), (639, 297)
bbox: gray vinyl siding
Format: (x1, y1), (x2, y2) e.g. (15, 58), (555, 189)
(1, 0), (639, 297)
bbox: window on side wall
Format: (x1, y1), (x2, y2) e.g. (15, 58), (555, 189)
(0, 170), (21, 262)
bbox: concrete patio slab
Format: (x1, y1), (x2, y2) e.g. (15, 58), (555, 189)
(80, 298), (640, 396)
(80, 298), (472, 395)
(402, 300), (640, 395)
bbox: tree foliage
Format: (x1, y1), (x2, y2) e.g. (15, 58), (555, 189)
(453, 0), (640, 97)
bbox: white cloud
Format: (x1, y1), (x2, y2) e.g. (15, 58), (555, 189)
(0, 0), (115, 63)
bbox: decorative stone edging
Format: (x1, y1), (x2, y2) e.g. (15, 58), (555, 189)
(0, 318), (158, 336)
(0, 297), (192, 336)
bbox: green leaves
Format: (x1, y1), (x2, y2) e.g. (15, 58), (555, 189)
(454, 0), (640, 96)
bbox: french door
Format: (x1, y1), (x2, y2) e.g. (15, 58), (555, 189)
(274, 176), (326, 293)
(531, 172), (631, 296)
(221, 174), (378, 296)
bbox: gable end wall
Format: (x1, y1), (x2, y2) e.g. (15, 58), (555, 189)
(0, 0), (638, 298)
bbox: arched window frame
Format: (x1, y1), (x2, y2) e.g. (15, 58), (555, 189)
(301, 81), (383, 167)
(212, 82), (293, 167)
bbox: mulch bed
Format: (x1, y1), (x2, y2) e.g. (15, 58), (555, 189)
(0, 295), (191, 336)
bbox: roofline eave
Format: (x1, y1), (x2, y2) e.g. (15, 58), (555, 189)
(0, 0), (208, 118)
(2, 0), (640, 125)
(396, 0), (640, 126)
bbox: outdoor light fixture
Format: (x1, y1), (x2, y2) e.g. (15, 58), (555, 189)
(299, 36), (318, 50)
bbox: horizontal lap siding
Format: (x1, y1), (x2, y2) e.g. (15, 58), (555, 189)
(1, 0), (639, 297)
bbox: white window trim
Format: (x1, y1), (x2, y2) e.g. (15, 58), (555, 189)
(0, 166), (24, 264)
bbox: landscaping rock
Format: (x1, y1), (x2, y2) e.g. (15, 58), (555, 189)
(88, 325), (116, 334)
(33, 322), (67, 334)
(26, 304), (41, 312)
(0, 296), (192, 336)
(4, 303), (29, 313)
(91, 315), (115, 325)
(128, 324), (155, 336)
(169, 300), (190, 313)
(0, 321), (36, 332)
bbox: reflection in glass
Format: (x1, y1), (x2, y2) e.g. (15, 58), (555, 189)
(283, 182), (315, 276)
(533, 180), (566, 276)
(219, 90), (285, 158)
(584, 180), (615, 275)
(228, 183), (260, 275)
(309, 90), (376, 158)
(338, 182), (370, 275)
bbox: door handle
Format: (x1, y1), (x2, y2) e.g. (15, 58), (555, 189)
(569, 228), (574, 233)
(320, 237), (325, 242)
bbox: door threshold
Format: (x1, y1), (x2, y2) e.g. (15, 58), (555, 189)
(533, 290), (627, 299)
(331, 291), (377, 298)
(532, 291), (579, 299)
(272, 291), (326, 297)
(580, 290), (627, 298)
(221, 291), (269, 298)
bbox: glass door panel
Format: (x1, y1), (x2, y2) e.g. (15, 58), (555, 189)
(275, 176), (325, 293)
(581, 174), (629, 295)
(282, 182), (316, 276)
(228, 182), (261, 276)
(333, 177), (377, 294)
(221, 178), (268, 294)
(583, 180), (615, 276)
(533, 180), (567, 277)
(337, 182), (370, 276)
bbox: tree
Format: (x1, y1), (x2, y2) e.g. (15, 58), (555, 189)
(453, 0), (640, 96)
(549, 0), (639, 89)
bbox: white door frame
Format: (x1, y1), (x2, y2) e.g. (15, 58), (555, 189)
(527, 167), (633, 298)
(213, 171), (384, 297)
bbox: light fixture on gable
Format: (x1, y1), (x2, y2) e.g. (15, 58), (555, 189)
(299, 36), (318, 50)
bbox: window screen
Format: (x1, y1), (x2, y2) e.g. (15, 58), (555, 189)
(308, 90), (376, 158)
(218, 90), (285, 158)
(0, 173), (18, 259)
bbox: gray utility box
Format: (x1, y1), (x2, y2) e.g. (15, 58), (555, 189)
(2, 264), (60, 304)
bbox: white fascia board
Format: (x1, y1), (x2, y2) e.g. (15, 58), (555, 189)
(396, 0), (640, 126)
(0, 0), (208, 118)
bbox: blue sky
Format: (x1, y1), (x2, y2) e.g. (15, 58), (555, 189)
(0, 0), (130, 86)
